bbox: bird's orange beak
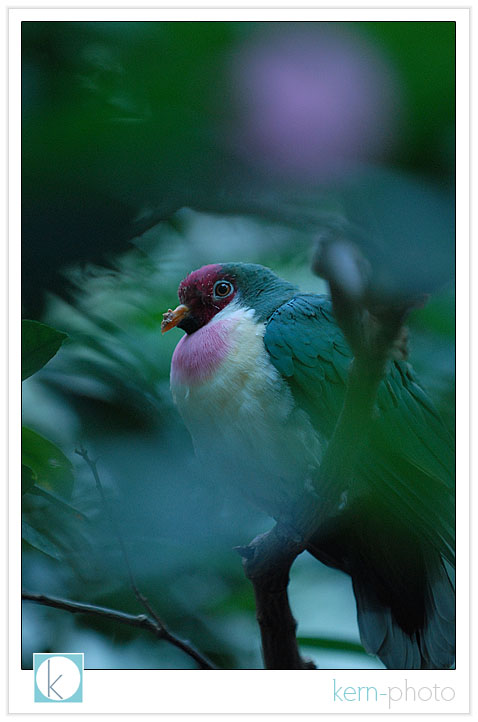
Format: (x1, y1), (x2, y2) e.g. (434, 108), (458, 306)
(161, 304), (190, 334)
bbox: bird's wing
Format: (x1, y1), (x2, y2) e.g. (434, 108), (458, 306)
(264, 294), (455, 563)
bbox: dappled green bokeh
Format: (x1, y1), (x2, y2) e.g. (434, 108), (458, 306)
(22, 20), (454, 315)
(22, 21), (454, 670)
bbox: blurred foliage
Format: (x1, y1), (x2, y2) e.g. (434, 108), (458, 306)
(22, 320), (67, 381)
(22, 20), (454, 670)
(359, 21), (455, 172)
(22, 426), (74, 497)
(22, 20), (454, 315)
(21, 321), (91, 571)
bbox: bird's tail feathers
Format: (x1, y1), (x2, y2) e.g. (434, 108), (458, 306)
(352, 555), (455, 669)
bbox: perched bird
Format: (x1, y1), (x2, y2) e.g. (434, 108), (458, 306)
(162, 262), (455, 670)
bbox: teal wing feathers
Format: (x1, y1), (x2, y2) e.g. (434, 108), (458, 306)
(264, 294), (454, 558)
(265, 295), (352, 437)
(264, 294), (455, 668)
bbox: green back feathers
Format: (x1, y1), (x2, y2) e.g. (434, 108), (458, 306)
(264, 294), (455, 562)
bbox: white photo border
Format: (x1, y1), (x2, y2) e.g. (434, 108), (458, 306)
(8, 6), (470, 715)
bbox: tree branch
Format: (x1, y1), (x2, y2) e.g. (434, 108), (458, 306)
(22, 591), (216, 670)
(236, 525), (313, 669)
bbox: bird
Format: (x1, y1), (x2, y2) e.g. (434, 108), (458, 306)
(161, 261), (455, 670)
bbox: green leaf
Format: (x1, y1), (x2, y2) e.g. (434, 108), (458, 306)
(297, 636), (368, 656)
(21, 464), (37, 494)
(22, 427), (74, 498)
(22, 521), (62, 561)
(29, 485), (87, 520)
(22, 320), (67, 381)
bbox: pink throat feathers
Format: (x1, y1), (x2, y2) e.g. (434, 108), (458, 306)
(170, 318), (234, 386)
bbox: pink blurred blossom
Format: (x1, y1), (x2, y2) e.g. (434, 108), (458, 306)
(229, 29), (402, 182)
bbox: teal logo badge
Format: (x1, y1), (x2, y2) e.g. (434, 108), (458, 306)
(33, 653), (83, 703)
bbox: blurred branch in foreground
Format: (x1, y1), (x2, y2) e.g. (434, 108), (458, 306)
(238, 238), (430, 669)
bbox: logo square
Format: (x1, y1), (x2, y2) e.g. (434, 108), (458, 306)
(33, 653), (83, 703)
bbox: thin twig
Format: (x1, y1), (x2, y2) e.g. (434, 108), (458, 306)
(75, 448), (146, 606)
(74, 445), (215, 669)
(22, 591), (216, 670)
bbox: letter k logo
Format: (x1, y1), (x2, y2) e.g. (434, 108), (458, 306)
(34, 654), (83, 703)
(47, 658), (63, 699)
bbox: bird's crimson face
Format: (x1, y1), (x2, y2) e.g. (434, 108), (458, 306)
(162, 264), (237, 334)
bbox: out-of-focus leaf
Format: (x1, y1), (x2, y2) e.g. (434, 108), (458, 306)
(297, 636), (368, 655)
(21, 464), (37, 494)
(335, 169), (455, 301)
(22, 521), (62, 561)
(29, 485), (87, 520)
(22, 427), (74, 498)
(22, 320), (67, 380)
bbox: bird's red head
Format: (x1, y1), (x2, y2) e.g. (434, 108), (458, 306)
(162, 264), (237, 334)
(162, 261), (298, 335)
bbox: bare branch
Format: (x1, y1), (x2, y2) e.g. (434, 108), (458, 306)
(22, 591), (216, 670)
(237, 526), (314, 669)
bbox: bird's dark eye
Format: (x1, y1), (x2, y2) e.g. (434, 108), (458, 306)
(213, 280), (233, 298)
